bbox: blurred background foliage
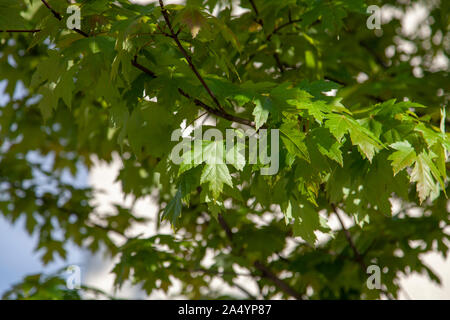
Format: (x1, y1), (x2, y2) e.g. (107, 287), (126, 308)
(0, 0), (449, 299)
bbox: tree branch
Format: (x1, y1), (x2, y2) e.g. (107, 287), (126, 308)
(131, 55), (156, 78)
(159, 0), (224, 112)
(40, 0), (89, 37)
(266, 19), (303, 41)
(56, 203), (131, 241)
(0, 29), (41, 33)
(248, 0), (264, 26)
(131, 51), (255, 127)
(233, 281), (258, 300)
(37, 0), (256, 128)
(332, 204), (367, 270)
(217, 213), (234, 242)
(217, 213), (304, 300)
(253, 261), (304, 300)
(179, 267), (252, 277)
(248, 0), (260, 17)
(41, 0), (62, 20)
(273, 52), (285, 73)
(331, 204), (394, 300)
(247, 0), (287, 73)
(358, 40), (389, 70)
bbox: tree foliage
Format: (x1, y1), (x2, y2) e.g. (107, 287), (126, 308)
(0, 0), (449, 299)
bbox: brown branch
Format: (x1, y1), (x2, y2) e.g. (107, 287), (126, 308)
(179, 267), (252, 277)
(178, 89), (256, 127)
(331, 204), (394, 300)
(40, 0), (89, 37)
(273, 52), (285, 73)
(184, 111), (208, 130)
(38, 0), (255, 128)
(87, 222), (131, 241)
(159, 0), (224, 112)
(266, 19), (303, 41)
(132, 55), (156, 78)
(217, 213), (304, 300)
(233, 281), (258, 300)
(358, 40), (389, 70)
(248, 0), (264, 26)
(247, 0), (288, 74)
(0, 29), (41, 33)
(332, 204), (366, 270)
(41, 0), (62, 20)
(248, 0), (260, 17)
(253, 261), (304, 300)
(128, 56), (256, 127)
(218, 213), (234, 242)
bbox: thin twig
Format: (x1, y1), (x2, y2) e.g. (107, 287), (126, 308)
(40, 0), (89, 37)
(253, 261), (304, 300)
(266, 19), (303, 41)
(184, 111), (208, 132)
(247, 0), (287, 74)
(178, 88), (256, 127)
(179, 267), (252, 277)
(41, 0), (62, 20)
(159, 0), (224, 112)
(38, 0), (256, 128)
(273, 52), (285, 73)
(248, 0), (260, 17)
(332, 204), (367, 270)
(331, 204), (394, 300)
(233, 281), (258, 300)
(132, 55), (156, 78)
(0, 29), (41, 33)
(217, 213), (304, 300)
(248, 0), (263, 26)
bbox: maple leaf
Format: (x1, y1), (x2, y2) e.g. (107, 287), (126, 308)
(179, 7), (207, 38)
(388, 141), (417, 175)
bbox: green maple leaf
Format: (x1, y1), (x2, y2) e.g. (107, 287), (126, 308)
(226, 139), (246, 171)
(410, 152), (438, 203)
(178, 7), (208, 38)
(200, 163), (233, 199)
(325, 113), (382, 161)
(30, 50), (64, 88)
(325, 114), (348, 142)
(179, 141), (204, 175)
(37, 85), (58, 121)
(280, 121), (310, 162)
(127, 101), (174, 159)
(200, 140), (233, 199)
(55, 67), (76, 109)
(287, 100), (329, 123)
(0, 1), (28, 29)
(310, 128), (343, 166)
(252, 97), (272, 130)
(162, 188), (183, 226)
(349, 124), (382, 162)
(284, 199), (329, 245)
(388, 141), (417, 175)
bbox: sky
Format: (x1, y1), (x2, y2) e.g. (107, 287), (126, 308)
(0, 0), (449, 300)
